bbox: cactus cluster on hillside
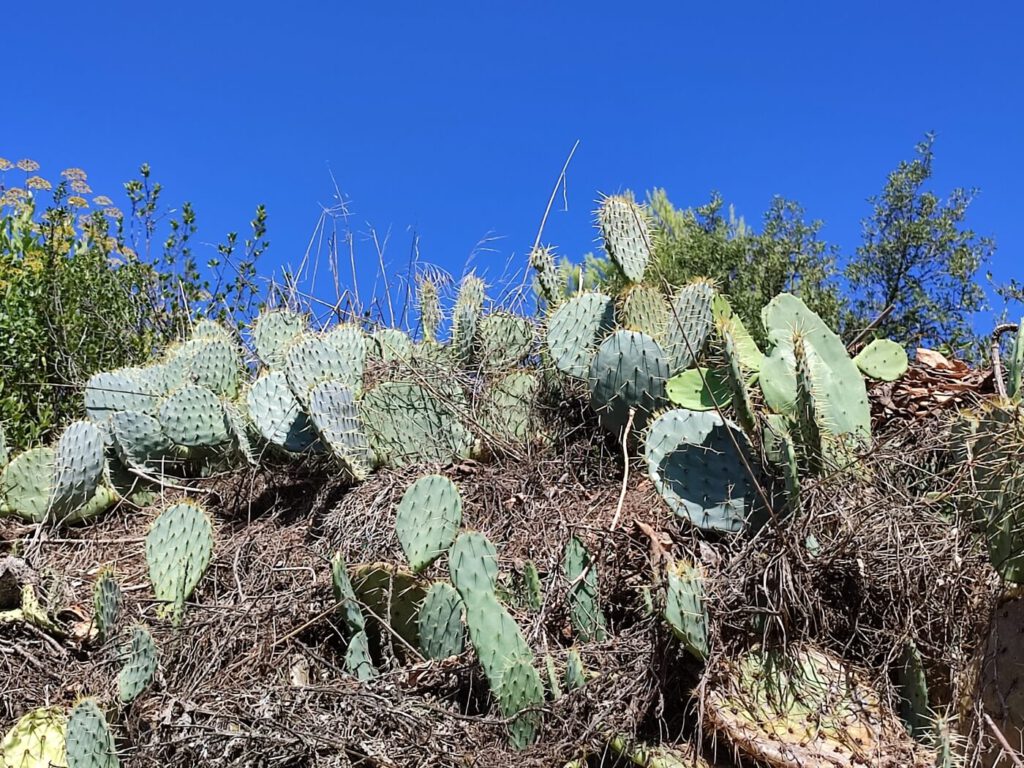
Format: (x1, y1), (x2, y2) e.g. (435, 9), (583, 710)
(1, 193), (1020, 767)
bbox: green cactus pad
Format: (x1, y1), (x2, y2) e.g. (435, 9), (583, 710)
(522, 560), (542, 612)
(478, 371), (540, 444)
(84, 369), (160, 422)
(92, 569), (120, 643)
(759, 293), (870, 443)
(546, 292), (615, 379)
(307, 381), (370, 481)
(1011, 319), (1024, 399)
(0, 447), (55, 522)
(418, 581), (465, 660)
(417, 276), (443, 343)
(396, 474), (462, 572)
(619, 284), (670, 338)
(529, 245), (563, 305)
(563, 537), (606, 642)
(145, 501), (214, 624)
(222, 401), (256, 467)
(644, 408), (756, 533)
(350, 563), (428, 661)
(110, 411), (176, 470)
(50, 421), (105, 521)
(665, 368), (731, 411)
(246, 371), (318, 453)
(598, 194), (651, 283)
(117, 626), (158, 703)
(711, 294), (764, 372)
(330, 553), (377, 681)
(665, 560), (709, 660)
(66, 699), (118, 768)
(449, 531), (500, 596)
(717, 318), (758, 435)
(360, 381), (473, 468)
(461, 588), (533, 688)
(324, 323), (367, 384)
(565, 649), (587, 691)
(252, 308), (305, 368)
(664, 279), (715, 373)
(191, 318), (233, 342)
(371, 328), (414, 362)
(497, 657), (545, 750)
(450, 273), (486, 364)
(162, 337), (243, 399)
(854, 338), (909, 381)
(284, 331), (363, 404)
(588, 330), (670, 435)
(0, 422), (8, 466)
(157, 385), (230, 448)
(897, 640), (931, 741)
(474, 313), (535, 370)
(0, 706), (67, 768)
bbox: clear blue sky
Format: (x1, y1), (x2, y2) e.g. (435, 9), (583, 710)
(4, 2), (1022, 319)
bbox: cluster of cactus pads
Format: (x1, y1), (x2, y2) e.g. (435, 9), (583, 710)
(10, 191), (1024, 767)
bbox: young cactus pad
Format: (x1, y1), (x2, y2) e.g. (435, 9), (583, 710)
(117, 626), (158, 704)
(597, 194), (651, 283)
(144, 501), (214, 624)
(664, 560), (709, 660)
(478, 371), (540, 445)
(497, 657), (545, 750)
(251, 308), (305, 368)
(853, 338), (909, 381)
(450, 273), (486, 364)
(395, 474), (463, 572)
(619, 284), (670, 339)
(417, 275), (442, 344)
(644, 408), (756, 533)
(92, 569), (121, 644)
(545, 292), (615, 379)
(66, 699), (119, 768)
(418, 581), (465, 660)
(563, 537), (607, 642)
(330, 553), (377, 682)
(284, 331), (363, 403)
(588, 330), (669, 435)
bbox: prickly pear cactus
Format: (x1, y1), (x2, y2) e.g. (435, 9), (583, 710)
(1010, 319), (1024, 400)
(0, 706), (67, 768)
(478, 371), (540, 445)
(371, 328), (413, 362)
(703, 646), (935, 768)
(50, 421), (105, 521)
(330, 553), (376, 682)
(619, 285), (670, 339)
(251, 308), (305, 368)
(307, 381), (370, 481)
(854, 338), (909, 381)
(545, 292), (615, 379)
(665, 368), (730, 411)
(110, 411), (176, 471)
(717, 317), (758, 435)
(563, 537), (606, 642)
(450, 273), (485, 364)
(474, 313), (534, 370)
(1, 447), (55, 522)
(0, 421), (7, 467)
(92, 569), (120, 644)
(144, 501), (214, 624)
(712, 293), (764, 372)
(65, 699), (118, 768)
(284, 331), (364, 403)
(84, 369), (160, 423)
(350, 563), (428, 660)
(448, 531), (500, 596)
(395, 474), (462, 573)
(157, 385), (230, 448)
(598, 194), (651, 283)
(417, 275), (443, 344)
(360, 381), (473, 468)
(522, 560), (542, 612)
(529, 245), (563, 306)
(644, 408), (756, 533)
(588, 330), (670, 435)
(663, 279), (715, 373)
(896, 639), (931, 741)
(246, 371), (318, 453)
(497, 657), (545, 750)
(565, 648), (587, 691)
(117, 626), (158, 703)
(417, 581), (465, 660)
(664, 560), (709, 660)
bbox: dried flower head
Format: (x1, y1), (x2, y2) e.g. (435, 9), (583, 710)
(25, 175), (52, 191)
(70, 179), (92, 194)
(67, 195), (89, 208)
(2, 188), (28, 205)
(61, 167), (88, 181)
(92, 195), (113, 206)
(103, 206), (124, 219)
(0, 158), (12, 171)
(16, 159), (40, 172)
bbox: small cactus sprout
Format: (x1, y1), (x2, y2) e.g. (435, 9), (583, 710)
(117, 626), (158, 704)
(92, 568), (121, 643)
(563, 537), (607, 642)
(664, 560), (709, 660)
(330, 553), (377, 682)
(417, 274), (443, 344)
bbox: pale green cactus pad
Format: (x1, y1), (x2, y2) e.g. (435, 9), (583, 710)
(450, 273), (486, 364)
(1, 706), (67, 768)
(252, 308), (305, 367)
(117, 626), (158, 703)
(284, 332), (363, 403)
(497, 657), (545, 750)
(84, 369), (160, 423)
(546, 292), (615, 379)
(664, 279), (716, 373)
(307, 381), (370, 481)
(330, 553), (376, 682)
(588, 329), (669, 434)
(854, 338), (909, 381)
(417, 276), (443, 344)
(0, 447), (55, 522)
(418, 582), (465, 660)
(145, 501), (214, 624)
(598, 194), (651, 283)
(664, 560), (709, 660)
(246, 371), (318, 453)
(563, 537), (606, 642)
(157, 385), (230, 448)
(66, 699), (119, 768)
(50, 421), (106, 521)
(92, 569), (120, 643)
(395, 474), (462, 572)
(619, 284), (670, 338)
(371, 328), (413, 362)
(110, 411), (176, 470)
(478, 371), (539, 444)
(474, 313), (535, 370)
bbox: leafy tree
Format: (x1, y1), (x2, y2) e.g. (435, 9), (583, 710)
(844, 133), (994, 353)
(585, 189), (841, 346)
(0, 160), (267, 448)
